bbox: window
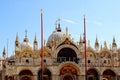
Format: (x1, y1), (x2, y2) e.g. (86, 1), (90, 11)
(26, 59), (29, 64)
(88, 60), (91, 63)
(104, 60), (106, 64)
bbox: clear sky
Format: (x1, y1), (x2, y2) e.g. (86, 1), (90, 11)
(0, 0), (120, 57)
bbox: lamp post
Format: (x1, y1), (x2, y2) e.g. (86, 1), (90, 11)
(83, 14), (87, 80)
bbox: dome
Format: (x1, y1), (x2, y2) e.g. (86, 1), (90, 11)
(46, 30), (65, 47)
(21, 42), (33, 50)
(21, 31), (33, 50)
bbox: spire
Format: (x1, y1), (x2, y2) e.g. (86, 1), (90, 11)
(34, 34), (38, 50)
(3, 47), (6, 58)
(15, 33), (19, 42)
(80, 35), (83, 43)
(15, 33), (20, 47)
(104, 40), (107, 49)
(112, 37), (117, 47)
(24, 30), (29, 42)
(95, 36), (99, 49)
(34, 34), (38, 44)
(112, 37), (117, 50)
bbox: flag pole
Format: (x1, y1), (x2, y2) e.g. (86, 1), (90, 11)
(84, 14), (87, 80)
(40, 9), (44, 80)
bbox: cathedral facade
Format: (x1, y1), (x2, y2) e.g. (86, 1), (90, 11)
(1, 20), (120, 80)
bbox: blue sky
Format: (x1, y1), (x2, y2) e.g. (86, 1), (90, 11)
(0, 0), (120, 57)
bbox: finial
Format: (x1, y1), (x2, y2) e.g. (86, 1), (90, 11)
(80, 35), (83, 43)
(16, 32), (19, 42)
(25, 29), (27, 37)
(58, 18), (61, 24)
(113, 36), (116, 43)
(88, 40), (90, 47)
(66, 27), (68, 36)
(40, 9), (43, 13)
(95, 36), (98, 43)
(3, 47), (6, 58)
(95, 36), (99, 49)
(104, 40), (107, 48)
(57, 18), (61, 27)
(112, 36), (117, 49)
(44, 39), (46, 46)
(84, 14), (86, 18)
(24, 29), (29, 42)
(34, 34), (37, 43)
(55, 18), (62, 32)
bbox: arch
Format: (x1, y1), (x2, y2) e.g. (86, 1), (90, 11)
(55, 44), (80, 58)
(19, 70), (33, 80)
(87, 47), (95, 55)
(102, 69), (116, 80)
(59, 62), (80, 75)
(6, 76), (14, 80)
(20, 49), (34, 58)
(62, 73), (74, 80)
(57, 47), (79, 63)
(87, 68), (99, 80)
(56, 38), (79, 50)
(59, 63), (80, 80)
(37, 68), (52, 80)
(63, 75), (73, 80)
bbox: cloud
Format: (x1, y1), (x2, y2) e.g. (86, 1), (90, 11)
(87, 20), (103, 26)
(93, 21), (103, 26)
(62, 18), (78, 24)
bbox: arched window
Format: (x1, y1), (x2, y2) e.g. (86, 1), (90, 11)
(57, 48), (78, 63)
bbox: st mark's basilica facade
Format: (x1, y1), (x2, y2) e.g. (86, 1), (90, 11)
(0, 18), (120, 80)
